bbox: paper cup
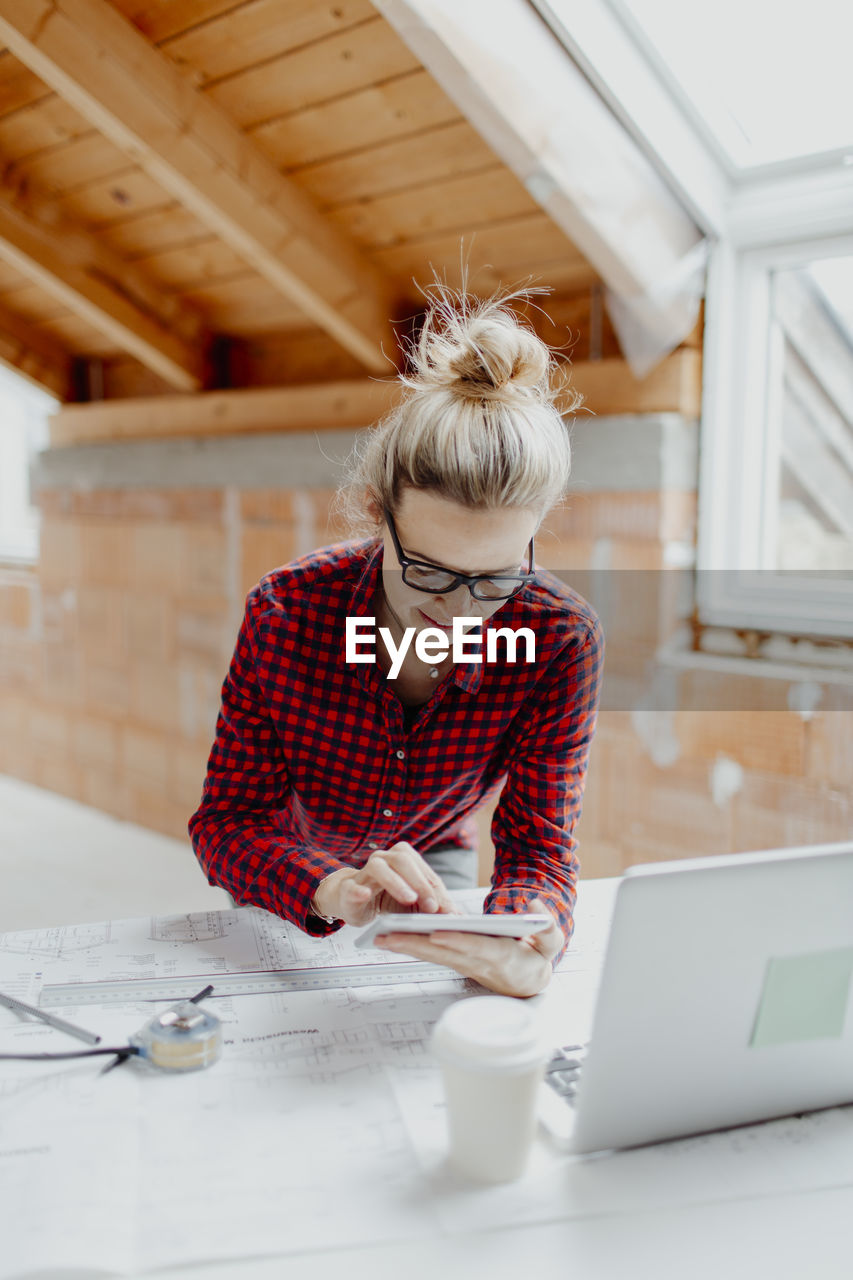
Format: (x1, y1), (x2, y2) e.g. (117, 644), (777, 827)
(431, 996), (551, 1183)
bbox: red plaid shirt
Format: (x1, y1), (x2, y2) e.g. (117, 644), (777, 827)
(188, 538), (603, 961)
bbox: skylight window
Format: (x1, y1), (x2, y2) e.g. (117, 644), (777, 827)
(613, 0), (853, 170)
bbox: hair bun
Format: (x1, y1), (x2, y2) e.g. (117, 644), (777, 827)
(405, 288), (553, 404)
(333, 280), (576, 539)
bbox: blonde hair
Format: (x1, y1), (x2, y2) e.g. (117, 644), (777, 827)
(333, 284), (579, 539)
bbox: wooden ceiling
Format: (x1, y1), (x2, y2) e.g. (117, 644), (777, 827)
(0, 0), (611, 403)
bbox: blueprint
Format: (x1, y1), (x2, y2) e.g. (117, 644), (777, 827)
(0, 884), (610, 1000)
(0, 890), (485, 1276)
(0, 901), (450, 1003)
(3, 879), (853, 1278)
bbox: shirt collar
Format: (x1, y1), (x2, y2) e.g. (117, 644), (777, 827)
(347, 538), (493, 695)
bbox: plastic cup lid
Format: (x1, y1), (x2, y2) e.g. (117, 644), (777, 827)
(431, 996), (550, 1072)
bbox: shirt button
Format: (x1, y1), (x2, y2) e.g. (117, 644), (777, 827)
(396, 750), (405, 760)
(383, 808), (393, 817)
(368, 841), (378, 850)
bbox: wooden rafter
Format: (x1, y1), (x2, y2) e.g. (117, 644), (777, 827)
(0, 295), (71, 399)
(375, 0), (702, 299)
(0, 182), (204, 392)
(49, 378), (403, 445)
(559, 350), (702, 419)
(0, 0), (397, 375)
(48, 350), (701, 446)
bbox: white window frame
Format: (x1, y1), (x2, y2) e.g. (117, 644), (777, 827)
(696, 232), (853, 636)
(535, 0), (853, 640)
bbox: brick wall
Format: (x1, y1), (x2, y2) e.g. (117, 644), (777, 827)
(0, 417), (850, 885)
(0, 483), (340, 839)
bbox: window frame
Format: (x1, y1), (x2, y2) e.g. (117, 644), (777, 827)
(696, 231), (853, 637)
(535, 0), (853, 640)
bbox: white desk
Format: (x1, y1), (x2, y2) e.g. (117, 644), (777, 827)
(1, 879), (851, 1280)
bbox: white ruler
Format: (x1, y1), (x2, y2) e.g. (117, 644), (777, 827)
(40, 962), (458, 1006)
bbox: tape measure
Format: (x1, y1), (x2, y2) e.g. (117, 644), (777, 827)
(40, 962), (456, 1008)
(131, 999), (222, 1073)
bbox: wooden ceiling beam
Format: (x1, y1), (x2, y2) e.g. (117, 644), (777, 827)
(47, 349), (701, 446)
(375, 0), (702, 299)
(0, 183), (204, 391)
(0, 296), (72, 399)
(0, 0), (397, 375)
(49, 378), (403, 445)
(560, 349), (702, 418)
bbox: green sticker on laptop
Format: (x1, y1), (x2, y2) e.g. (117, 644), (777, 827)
(750, 946), (853, 1048)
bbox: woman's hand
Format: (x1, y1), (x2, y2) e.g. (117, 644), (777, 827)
(312, 841), (456, 927)
(373, 897), (563, 998)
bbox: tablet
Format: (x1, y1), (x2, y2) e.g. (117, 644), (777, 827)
(354, 912), (552, 950)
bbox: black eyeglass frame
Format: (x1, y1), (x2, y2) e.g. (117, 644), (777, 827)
(383, 508), (536, 601)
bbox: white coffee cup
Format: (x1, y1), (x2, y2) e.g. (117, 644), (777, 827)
(431, 995), (551, 1183)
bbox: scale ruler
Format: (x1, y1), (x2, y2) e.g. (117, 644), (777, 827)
(40, 962), (458, 1007)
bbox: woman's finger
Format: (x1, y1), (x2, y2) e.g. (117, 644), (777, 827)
(376, 928), (552, 997)
(338, 881), (373, 906)
(333, 879), (380, 926)
(355, 855), (420, 906)
(379, 843), (449, 911)
(379, 929), (506, 973)
(377, 932), (483, 980)
(383, 843), (445, 902)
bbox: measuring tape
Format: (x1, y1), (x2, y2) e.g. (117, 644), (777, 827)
(40, 962), (457, 1008)
(131, 998), (223, 1072)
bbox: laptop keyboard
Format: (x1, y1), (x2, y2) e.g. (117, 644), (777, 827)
(543, 1042), (589, 1108)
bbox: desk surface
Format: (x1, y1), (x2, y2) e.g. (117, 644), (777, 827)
(1, 879), (852, 1280)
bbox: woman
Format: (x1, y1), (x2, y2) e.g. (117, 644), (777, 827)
(188, 287), (604, 998)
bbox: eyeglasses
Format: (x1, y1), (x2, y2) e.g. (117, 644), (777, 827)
(383, 508), (535, 601)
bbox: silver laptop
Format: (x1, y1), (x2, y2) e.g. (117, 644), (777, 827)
(539, 841), (853, 1154)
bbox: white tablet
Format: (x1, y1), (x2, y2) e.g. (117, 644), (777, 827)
(354, 912), (552, 950)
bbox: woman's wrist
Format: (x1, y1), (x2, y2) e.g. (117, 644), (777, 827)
(311, 868), (350, 921)
(310, 881), (337, 922)
(309, 894), (338, 924)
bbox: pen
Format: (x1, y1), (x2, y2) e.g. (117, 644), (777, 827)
(0, 991), (101, 1046)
